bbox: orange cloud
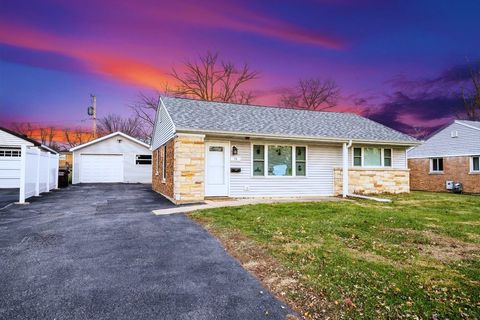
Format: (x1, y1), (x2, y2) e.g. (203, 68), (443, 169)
(0, 21), (171, 89)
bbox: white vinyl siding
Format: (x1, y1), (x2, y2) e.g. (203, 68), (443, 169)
(227, 140), (342, 197)
(0, 129), (35, 148)
(408, 122), (480, 158)
(151, 101), (175, 150)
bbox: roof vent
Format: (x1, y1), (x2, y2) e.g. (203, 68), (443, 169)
(451, 130), (458, 138)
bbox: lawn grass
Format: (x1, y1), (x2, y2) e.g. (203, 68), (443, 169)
(191, 192), (480, 319)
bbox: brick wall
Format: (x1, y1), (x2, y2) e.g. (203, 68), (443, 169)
(334, 168), (410, 195)
(409, 157), (480, 193)
(152, 139), (174, 201)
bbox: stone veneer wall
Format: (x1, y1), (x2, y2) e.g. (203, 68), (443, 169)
(173, 134), (205, 204)
(334, 168), (410, 195)
(152, 139), (175, 201)
(409, 157), (480, 193)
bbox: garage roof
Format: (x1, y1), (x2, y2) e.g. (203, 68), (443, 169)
(0, 127), (58, 154)
(69, 132), (150, 151)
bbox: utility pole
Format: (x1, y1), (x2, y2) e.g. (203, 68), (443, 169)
(88, 94), (97, 138)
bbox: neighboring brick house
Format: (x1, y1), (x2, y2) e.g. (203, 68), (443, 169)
(150, 97), (419, 204)
(407, 120), (480, 194)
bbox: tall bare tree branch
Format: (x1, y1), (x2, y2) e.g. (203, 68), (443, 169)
(462, 62), (480, 121)
(97, 114), (149, 143)
(170, 51), (259, 103)
(63, 128), (93, 148)
(280, 78), (340, 111)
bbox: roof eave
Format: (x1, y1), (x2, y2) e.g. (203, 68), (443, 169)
(70, 131), (150, 152)
(175, 128), (420, 147)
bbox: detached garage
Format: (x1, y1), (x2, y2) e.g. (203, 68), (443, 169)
(71, 132), (152, 184)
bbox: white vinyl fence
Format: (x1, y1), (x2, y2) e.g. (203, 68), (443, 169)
(18, 145), (59, 203)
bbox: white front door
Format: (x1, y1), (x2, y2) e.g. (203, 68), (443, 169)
(205, 142), (229, 196)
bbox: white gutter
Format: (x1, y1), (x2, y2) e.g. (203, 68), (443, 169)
(175, 128), (420, 146)
(342, 140), (352, 198)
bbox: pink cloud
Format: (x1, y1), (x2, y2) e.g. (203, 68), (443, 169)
(113, 0), (345, 50)
(0, 20), (171, 89)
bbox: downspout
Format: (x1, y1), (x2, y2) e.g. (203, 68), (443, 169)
(342, 140), (353, 198)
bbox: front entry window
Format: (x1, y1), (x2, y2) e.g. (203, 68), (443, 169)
(268, 145), (293, 176)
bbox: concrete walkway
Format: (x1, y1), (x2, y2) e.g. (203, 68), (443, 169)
(153, 196), (341, 215)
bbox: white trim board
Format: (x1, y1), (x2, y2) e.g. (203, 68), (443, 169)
(70, 132), (149, 152)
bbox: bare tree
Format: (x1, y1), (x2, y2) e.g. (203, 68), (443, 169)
(129, 52), (259, 138)
(11, 122), (34, 137)
(97, 114), (149, 142)
(130, 93), (160, 139)
(462, 63), (480, 121)
(280, 78), (340, 111)
(39, 126), (56, 147)
(171, 51), (259, 103)
(63, 128), (93, 148)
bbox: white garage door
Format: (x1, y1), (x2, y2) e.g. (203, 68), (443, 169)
(79, 154), (124, 183)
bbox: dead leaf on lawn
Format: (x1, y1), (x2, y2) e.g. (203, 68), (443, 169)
(194, 224), (339, 320)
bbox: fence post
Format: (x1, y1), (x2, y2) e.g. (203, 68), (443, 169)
(46, 152), (51, 192)
(18, 145), (27, 204)
(35, 148), (40, 196)
(55, 154), (59, 189)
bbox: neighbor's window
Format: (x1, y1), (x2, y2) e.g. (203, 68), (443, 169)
(0, 148), (21, 157)
(383, 149), (392, 167)
(471, 156), (480, 172)
(268, 145), (292, 176)
(136, 154), (152, 165)
(253, 145), (265, 176)
(162, 145), (167, 180)
(431, 158), (444, 172)
(296, 146), (306, 176)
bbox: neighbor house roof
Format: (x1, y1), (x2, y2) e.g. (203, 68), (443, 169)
(159, 97), (418, 145)
(407, 120), (480, 158)
(0, 127), (58, 154)
(69, 131), (150, 151)
(456, 120), (480, 130)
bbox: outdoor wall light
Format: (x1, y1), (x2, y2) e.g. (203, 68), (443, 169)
(232, 145), (238, 155)
(117, 138), (122, 143)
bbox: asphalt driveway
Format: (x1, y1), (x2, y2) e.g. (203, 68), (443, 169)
(0, 188), (18, 209)
(0, 184), (294, 320)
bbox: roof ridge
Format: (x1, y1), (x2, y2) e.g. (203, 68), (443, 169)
(161, 95), (354, 115)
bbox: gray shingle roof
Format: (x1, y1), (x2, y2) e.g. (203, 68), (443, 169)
(161, 97), (418, 143)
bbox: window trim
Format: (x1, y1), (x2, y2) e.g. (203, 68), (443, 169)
(135, 154), (152, 165)
(352, 147), (393, 168)
(430, 157), (444, 174)
(250, 143), (308, 178)
(470, 156), (480, 174)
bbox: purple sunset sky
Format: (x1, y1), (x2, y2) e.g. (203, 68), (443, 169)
(0, 0), (479, 137)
